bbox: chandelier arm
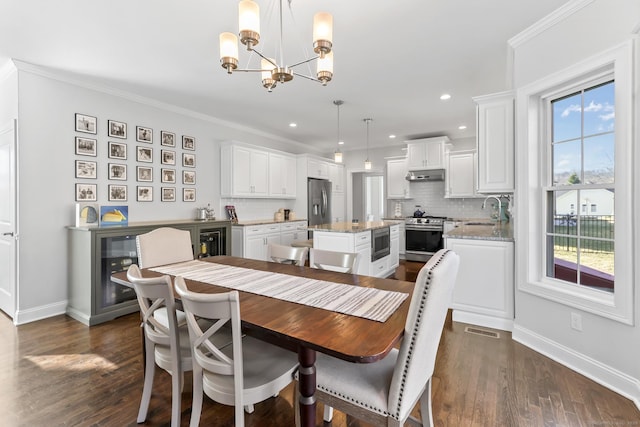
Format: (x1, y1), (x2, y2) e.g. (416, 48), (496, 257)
(248, 48), (278, 67)
(231, 68), (272, 73)
(288, 56), (320, 69)
(291, 71), (321, 82)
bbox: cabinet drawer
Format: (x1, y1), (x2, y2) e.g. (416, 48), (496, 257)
(244, 225), (272, 236)
(371, 257), (388, 275)
(390, 224), (400, 236)
(355, 231), (371, 248)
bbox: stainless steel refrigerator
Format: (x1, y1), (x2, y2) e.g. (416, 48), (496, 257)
(308, 178), (332, 226)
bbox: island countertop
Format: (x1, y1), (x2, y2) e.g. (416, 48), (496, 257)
(308, 220), (400, 233)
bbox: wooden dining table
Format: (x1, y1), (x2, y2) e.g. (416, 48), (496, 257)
(112, 255), (414, 427)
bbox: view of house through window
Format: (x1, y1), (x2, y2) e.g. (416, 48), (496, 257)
(546, 80), (615, 292)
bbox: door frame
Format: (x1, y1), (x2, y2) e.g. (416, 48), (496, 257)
(0, 119), (18, 321)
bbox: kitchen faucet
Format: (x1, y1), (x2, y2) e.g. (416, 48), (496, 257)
(482, 194), (509, 222)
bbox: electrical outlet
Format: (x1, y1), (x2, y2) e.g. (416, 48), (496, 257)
(571, 312), (583, 331)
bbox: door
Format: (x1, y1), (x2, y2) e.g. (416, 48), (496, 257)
(0, 120), (17, 319)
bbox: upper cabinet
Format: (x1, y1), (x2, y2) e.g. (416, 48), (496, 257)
(406, 136), (449, 171)
(307, 158), (330, 179)
(474, 91), (515, 193)
(445, 150), (478, 198)
(328, 162), (344, 193)
(386, 157), (411, 199)
(221, 143), (296, 198)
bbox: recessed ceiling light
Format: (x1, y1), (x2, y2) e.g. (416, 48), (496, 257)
(338, 140), (344, 145)
(458, 125), (467, 130)
(289, 122), (297, 127)
(440, 93), (451, 100)
(389, 134), (396, 139)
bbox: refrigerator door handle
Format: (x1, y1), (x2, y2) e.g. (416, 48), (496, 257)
(321, 188), (327, 218)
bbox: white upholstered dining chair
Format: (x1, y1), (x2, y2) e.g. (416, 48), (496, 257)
(174, 277), (299, 427)
(296, 249), (460, 427)
(136, 226), (193, 268)
(267, 243), (308, 266)
(309, 248), (359, 273)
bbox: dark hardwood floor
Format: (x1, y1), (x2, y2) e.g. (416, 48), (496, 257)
(2, 261), (639, 426)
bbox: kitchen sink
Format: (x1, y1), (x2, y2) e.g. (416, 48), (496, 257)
(464, 222), (495, 226)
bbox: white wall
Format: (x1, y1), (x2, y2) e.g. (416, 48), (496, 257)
(512, 0), (640, 405)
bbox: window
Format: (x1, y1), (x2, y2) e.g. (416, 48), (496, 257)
(517, 41), (633, 324)
(546, 80), (615, 293)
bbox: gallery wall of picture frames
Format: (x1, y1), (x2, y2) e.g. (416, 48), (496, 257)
(73, 112), (198, 207)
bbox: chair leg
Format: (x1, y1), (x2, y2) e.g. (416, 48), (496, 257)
(137, 340), (156, 423)
(244, 404), (255, 413)
(418, 379), (434, 427)
(189, 366), (204, 427)
(323, 405), (334, 422)
(170, 370), (182, 427)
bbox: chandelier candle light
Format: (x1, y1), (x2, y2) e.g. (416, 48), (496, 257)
(219, 0), (334, 92)
(364, 118), (372, 170)
(334, 100), (344, 163)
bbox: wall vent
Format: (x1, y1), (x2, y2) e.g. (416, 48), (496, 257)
(464, 326), (500, 339)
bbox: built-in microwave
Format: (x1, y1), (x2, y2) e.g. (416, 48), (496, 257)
(371, 227), (391, 262)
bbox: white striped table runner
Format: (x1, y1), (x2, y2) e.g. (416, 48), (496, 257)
(150, 260), (408, 323)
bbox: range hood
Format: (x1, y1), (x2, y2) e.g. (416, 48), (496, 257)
(405, 169), (445, 182)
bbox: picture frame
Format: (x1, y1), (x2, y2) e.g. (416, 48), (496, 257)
(183, 188), (196, 202)
(108, 163), (127, 180)
(161, 168), (176, 183)
(161, 149), (175, 165)
(182, 153), (196, 168)
(137, 186), (153, 202)
(161, 187), (176, 202)
(136, 126), (153, 143)
(100, 205), (128, 224)
(75, 113), (97, 134)
(160, 131), (176, 147)
(108, 120), (127, 139)
(75, 160), (97, 179)
(182, 135), (195, 150)
(136, 166), (153, 182)
(75, 137), (97, 156)
(75, 203), (99, 227)
(108, 184), (128, 201)
(136, 146), (153, 163)
(108, 141), (127, 160)
(225, 205), (238, 223)
(183, 170), (196, 185)
(76, 183), (97, 202)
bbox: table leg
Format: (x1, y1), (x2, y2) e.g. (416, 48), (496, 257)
(297, 346), (316, 427)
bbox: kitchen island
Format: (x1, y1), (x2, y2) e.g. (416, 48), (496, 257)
(308, 221), (401, 278)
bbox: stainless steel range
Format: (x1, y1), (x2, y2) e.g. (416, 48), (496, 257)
(405, 215), (446, 262)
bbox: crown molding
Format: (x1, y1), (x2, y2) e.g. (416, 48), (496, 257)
(508, 0), (596, 48)
(11, 59), (320, 154)
(0, 59), (17, 82)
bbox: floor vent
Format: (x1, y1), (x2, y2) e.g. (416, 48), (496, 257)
(464, 326), (500, 339)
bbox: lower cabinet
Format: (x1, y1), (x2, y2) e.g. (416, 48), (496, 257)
(232, 221), (307, 261)
(445, 237), (514, 331)
(68, 220), (232, 326)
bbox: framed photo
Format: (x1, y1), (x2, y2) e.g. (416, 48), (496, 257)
(183, 188), (196, 202)
(75, 137), (97, 156)
(108, 141), (127, 160)
(161, 187), (176, 202)
(108, 184), (127, 201)
(137, 186), (153, 202)
(183, 170), (196, 185)
(182, 153), (196, 168)
(136, 146), (153, 162)
(75, 160), (97, 179)
(76, 183), (97, 201)
(161, 149), (175, 165)
(225, 205), (238, 223)
(137, 166), (153, 182)
(108, 163), (127, 180)
(75, 113), (97, 134)
(161, 168), (176, 183)
(161, 131), (176, 147)
(136, 126), (153, 143)
(182, 135), (195, 150)
(108, 120), (127, 139)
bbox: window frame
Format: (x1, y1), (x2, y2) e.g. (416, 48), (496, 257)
(516, 41), (634, 325)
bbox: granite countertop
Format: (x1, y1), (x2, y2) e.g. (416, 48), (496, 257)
(232, 219), (308, 227)
(444, 220), (514, 242)
(308, 220), (399, 233)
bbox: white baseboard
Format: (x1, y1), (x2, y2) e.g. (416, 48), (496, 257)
(14, 300), (67, 325)
(513, 324), (640, 411)
(452, 310), (514, 332)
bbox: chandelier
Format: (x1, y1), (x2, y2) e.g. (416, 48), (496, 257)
(219, 0), (334, 92)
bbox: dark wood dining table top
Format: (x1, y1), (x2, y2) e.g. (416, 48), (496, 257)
(113, 255), (414, 363)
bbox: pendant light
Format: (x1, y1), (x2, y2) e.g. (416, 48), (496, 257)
(364, 118), (372, 170)
(333, 100), (344, 163)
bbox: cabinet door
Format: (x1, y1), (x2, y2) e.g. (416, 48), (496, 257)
(329, 163), (344, 193)
(355, 246), (371, 276)
(407, 139), (446, 170)
(406, 143), (426, 170)
(424, 140), (445, 169)
(446, 151), (477, 198)
(250, 149), (269, 196)
(232, 146), (254, 196)
(331, 192), (345, 223)
(308, 158), (329, 179)
(245, 234), (266, 261)
(282, 155), (297, 197)
(476, 92), (515, 193)
(390, 236), (400, 269)
(269, 153), (297, 198)
(386, 158), (409, 198)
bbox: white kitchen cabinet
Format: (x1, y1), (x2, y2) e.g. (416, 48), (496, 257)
(329, 162), (345, 193)
(474, 91), (515, 193)
(331, 192), (345, 223)
(389, 224), (400, 269)
(406, 136), (449, 171)
(221, 145), (269, 197)
(280, 221), (308, 246)
(307, 158), (330, 179)
(233, 221), (308, 261)
(268, 152), (297, 198)
(313, 230), (372, 276)
(398, 222), (405, 256)
(386, 157), (411, 199)
(445, 150), (478, 198)
(445, 237), (514, 331)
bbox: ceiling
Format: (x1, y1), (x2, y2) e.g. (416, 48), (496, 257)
(0, 0), (569, 154)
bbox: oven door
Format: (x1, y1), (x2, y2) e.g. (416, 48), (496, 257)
(405, 227), (443, 261)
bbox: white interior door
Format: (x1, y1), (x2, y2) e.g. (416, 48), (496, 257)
(0, 120), (17, 319)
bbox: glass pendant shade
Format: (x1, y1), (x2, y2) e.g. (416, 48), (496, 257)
(261, 58), (277, 90)
(238, 0), (260, 48)
(219, 32), (239, 71)
(313, 12), (333, 56)
(364, 159), (372, 170)
(334, 150), (343, 163)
